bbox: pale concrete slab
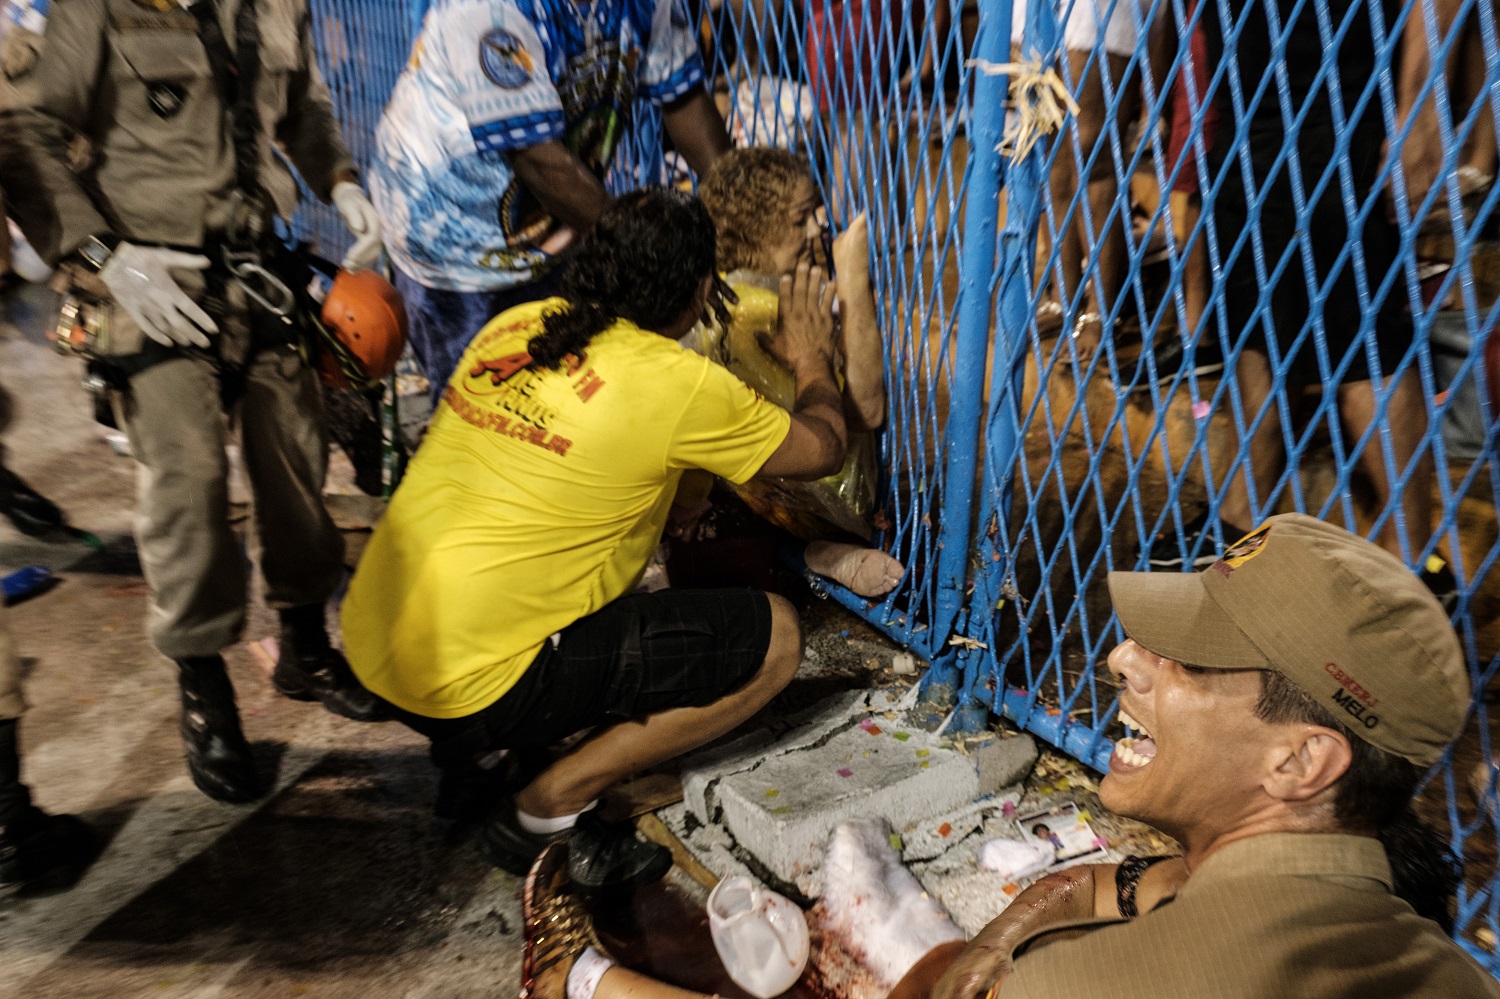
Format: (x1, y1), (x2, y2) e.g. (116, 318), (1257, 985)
(716, 717), (1037, 890)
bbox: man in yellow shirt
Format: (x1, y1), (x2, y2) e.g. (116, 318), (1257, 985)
(342, 188), (847, 891)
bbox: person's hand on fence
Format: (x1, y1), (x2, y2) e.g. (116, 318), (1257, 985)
(763, 264), (837, 375)
(99, 243), (218, 348)
(332, 181), (384, 272)
(832, 212), (871, 288)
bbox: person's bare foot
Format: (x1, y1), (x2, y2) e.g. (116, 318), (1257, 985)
(521, 842), (607, 999)
(804, 541), (904, 597)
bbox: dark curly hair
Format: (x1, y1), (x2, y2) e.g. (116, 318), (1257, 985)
(527, 188), (718, 369)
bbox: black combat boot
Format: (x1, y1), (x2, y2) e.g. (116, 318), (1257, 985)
(271, 604), (390, 723)
(0, 719), (98, 893)
(176, 656), (262, 804)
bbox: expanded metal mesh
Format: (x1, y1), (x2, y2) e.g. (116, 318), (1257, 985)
(299, 0), (1500, 967)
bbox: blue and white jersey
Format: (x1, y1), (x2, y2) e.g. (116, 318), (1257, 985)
(2, 0), (46, 36)
(370, 0), (704, 293)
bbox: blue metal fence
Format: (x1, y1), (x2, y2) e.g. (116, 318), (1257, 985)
(300, 0), (1500, 967)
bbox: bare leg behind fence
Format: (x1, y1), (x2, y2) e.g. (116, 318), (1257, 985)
(1219, 348), (1279, 535)
(1053, 51), (1139, 365)
(514, 595), (803, 818)
(1459, 14), (1497, 183)
(1339, 372), (1435, 564)
(1397, 0), (1466, 209)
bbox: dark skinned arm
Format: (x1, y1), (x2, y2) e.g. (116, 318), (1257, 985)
(661, 85), (732, 177)
(509, 139), (610, 233)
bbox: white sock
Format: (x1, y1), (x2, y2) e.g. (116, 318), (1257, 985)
(566, 946), (615, 999)
(516, 801), (597, 836)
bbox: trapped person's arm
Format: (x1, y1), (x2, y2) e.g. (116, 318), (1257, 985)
(831, 212), (886, 431)
(757, 264), (847, 480)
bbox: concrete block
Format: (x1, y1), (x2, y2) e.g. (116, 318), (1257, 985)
(681, 689), (871, 823)
(717, 723), (1039, 889)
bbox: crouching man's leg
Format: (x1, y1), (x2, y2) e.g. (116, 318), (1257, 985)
(484, 589), (802, 891)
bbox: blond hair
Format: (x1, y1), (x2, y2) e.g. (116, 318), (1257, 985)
(698, 147), (812, 273)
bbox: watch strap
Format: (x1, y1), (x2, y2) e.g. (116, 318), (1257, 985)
(77, 233), (122, 273)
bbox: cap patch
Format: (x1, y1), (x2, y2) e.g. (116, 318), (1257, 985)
(1212, 523), (1271, 578)
(1325, 662), (1382, 730)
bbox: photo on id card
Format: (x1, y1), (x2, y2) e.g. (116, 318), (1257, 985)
(1018, 801), (1107, 865)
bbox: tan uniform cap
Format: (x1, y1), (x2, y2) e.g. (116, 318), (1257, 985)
(1107, 513), (1468, 766)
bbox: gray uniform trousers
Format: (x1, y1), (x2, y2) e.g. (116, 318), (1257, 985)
(112, 284), (344, 662)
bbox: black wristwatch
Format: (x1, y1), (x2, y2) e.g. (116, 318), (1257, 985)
(76, 233), (121, 273)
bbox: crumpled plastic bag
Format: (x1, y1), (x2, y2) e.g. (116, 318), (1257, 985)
(683, 271), (878, 540)
(977, 837), (1057, 882)
(707, 876), (810, 999)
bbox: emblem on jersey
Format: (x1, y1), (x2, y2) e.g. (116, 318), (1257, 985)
(479, 28), (533, 89)
(146, 82), (186, 119)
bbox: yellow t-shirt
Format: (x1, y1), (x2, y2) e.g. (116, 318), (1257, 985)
(340, 299), (791, 719)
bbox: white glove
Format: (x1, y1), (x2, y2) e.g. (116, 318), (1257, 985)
(98, 242), (218, 348)
(332, 180), (383, 272)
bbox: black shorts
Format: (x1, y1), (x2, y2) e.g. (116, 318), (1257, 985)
(1211, 114), (1412, 386)
(396, 589), (774, 764)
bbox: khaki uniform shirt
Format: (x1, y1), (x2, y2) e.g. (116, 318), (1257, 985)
(1001, 833), (1500, 999)
(10, 0), (353, 264)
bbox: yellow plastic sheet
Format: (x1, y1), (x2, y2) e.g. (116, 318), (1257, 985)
(683, 272), (878, 540)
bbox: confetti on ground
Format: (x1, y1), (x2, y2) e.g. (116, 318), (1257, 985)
(772, 806), (793, 816)
(1003, 883), (1020, 896)
(920, 761), (930, 769)
(888, 833), (903, 851)
(892, 732), (911, 742)
(859, 718), (883, 735)
(765, 789), (780, 798)
(1002, 801), (1017, 817)
(938, 823), (952, 837)
(916, 749), (930, 759)
(837, 768), (854, 778)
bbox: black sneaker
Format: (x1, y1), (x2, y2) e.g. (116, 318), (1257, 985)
(0, 807), (98, 894)
(1145, 511), (1239, 569)
(482, 802), (672, 893)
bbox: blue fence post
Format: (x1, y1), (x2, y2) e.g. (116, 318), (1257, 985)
(922, 0), (1016, 728)
(963, 0), (1066, 738)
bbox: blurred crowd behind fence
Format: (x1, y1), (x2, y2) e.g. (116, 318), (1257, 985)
(295, 0), (1500, 970)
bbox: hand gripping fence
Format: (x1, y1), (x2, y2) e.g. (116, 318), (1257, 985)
(297, 0), (1500, 968)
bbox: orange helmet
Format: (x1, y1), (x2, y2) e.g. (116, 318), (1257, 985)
(317, 269), (408, 390)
